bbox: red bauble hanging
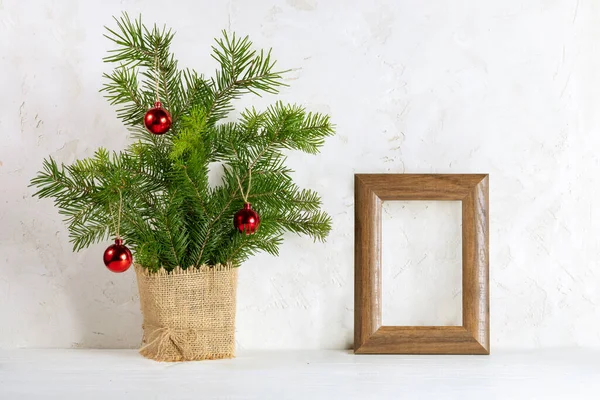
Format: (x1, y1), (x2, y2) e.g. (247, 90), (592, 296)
(103, 238), (133, 273)
(144, 102), (172, 135)
(234, 203), (260, 235)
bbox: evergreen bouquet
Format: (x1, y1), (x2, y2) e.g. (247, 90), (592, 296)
(30, 14), (334, 361)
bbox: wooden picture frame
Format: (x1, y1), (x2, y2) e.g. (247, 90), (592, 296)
(354, 174), (489, 355)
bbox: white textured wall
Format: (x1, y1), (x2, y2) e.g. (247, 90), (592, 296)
(2, 0), (600, 350)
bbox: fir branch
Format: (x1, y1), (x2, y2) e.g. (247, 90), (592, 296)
(103, 13), (183, 125)
(31, 15), (335, 271)
(156, 190), (185, 267)
(204, 31), (288, 126)
(194, 173), (242, 266)
(101, 66), (149, 126)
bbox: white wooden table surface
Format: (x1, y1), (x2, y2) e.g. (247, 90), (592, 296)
(1, 349), (599, 399)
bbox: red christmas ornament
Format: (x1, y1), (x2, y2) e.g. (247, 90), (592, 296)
(234, 203), (260, 235)
(103, 238), (133, 273)
(144, 102), (172, 135)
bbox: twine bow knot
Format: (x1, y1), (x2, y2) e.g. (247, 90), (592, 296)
(140, 326), (201, 361)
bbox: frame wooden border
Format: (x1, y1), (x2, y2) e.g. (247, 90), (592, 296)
(354, 174), (489, 355)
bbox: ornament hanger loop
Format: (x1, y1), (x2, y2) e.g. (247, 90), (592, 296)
(116, 189), (123, 239)
(236, 169), (252, 203)
(109, 189), (124, 240)
(153, 53), (160, 104)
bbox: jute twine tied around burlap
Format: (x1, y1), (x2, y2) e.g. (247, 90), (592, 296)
(135, 264), (237, 362)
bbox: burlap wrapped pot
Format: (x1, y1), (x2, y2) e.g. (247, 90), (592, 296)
(135, 264), (237, 362)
